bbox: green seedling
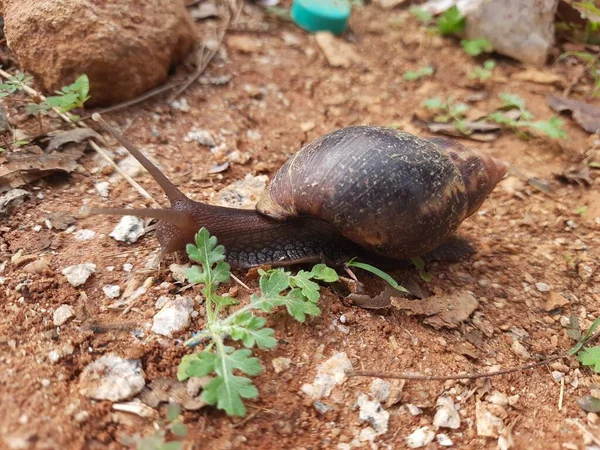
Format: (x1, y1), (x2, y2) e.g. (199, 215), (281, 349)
(410, 257), (432, 282)
(487, 93), (568, 139)
(422, 96), (471, 134)
(461, 37), (493, 56)
(403, 66), (435, 81)
(574, 205), (588, 217)
(346, 258), (409, 293)
(0, 72), (32, 98)
(469, 59), (496, 81)
(177, 228), (338, 417)
(437, 5), (465, 35)
(123, 403), (187, 450)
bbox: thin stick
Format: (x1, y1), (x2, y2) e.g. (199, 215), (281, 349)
(230, 273), (251, 291)
(558, 377), (565, 411)
(0, 68), (158, 206)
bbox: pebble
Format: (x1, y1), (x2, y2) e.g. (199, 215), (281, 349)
(151, 296), (194, 337)
(301, 352), (353, 399)
(123, 263), (133, 272)
(184, 129), (216, 146)
(370, 378), (391, 403)
(169, 263), (189, 283)
(109, 216), (145, 244)
(476, 401), (504, 438)
(543, 292), (569, 311)
(79, 354), (145, 401)
(95, 181), (110, 198)
(358, 426), (377, 443)
(114, 154), (144, 179)
(356, 393), (389, 435)
(74, 229), (96, 241)
(487, 391), (509, 406)
(62, 263), (96, 287)
(436, 433), (454, 446)
(155, 295), (169, 310)
(73, 411), (89, 423)
(535, 282), (551, 292)
(48, 350), (61, 364)
(314, 401), (330, 414)
(23, 258), (50, 274)
(406, 426), (435, 448)
(272, 357), (292, 374)
(53, 304), (75, 326)
(406, 404), (423, 416)
(214, 174), (268, 209)
(510, 340), (530, 359)
(170, 98), (190, 112)
(433, 396), (461, 429)
(41, 378), (51, 387)
(102, 284), (121, 299)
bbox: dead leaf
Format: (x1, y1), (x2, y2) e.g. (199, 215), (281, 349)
(556, 163), (594, 186)
(46, 128), (103, 151)
(512, 69), (564, 85)
(0, 144), (85, 188)
(347, 284), (398, 309)
(0, 189), (30, 216)
(392, 290), (479, 329)
(422, 120), (501, 142)
(547, 94), (600, 133)
(577, 395), (600, 413)
(315, 32), (361, 68)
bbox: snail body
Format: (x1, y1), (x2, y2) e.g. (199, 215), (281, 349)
(90, 119), (506, 269)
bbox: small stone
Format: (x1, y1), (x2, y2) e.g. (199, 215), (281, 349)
(23, 258), (50, 274)
(184, 129), (216, 146)
(53, 304), (75, 326)
(74, 229), (96, 241)
(41, 378), (51, 387)
(406, 426), (435, 448)
(407, 404), (423, 416)
(151, 296), (194, 337)
(272, 357), (292, 374)
(62, 263), (96, 287)
(314, 32), (361, 68)
(511, 340), (530, 360)
(79, 354), (145, 401)
(535, 282), (551, 292)
(170, 97), (190, 112)
(155, 296), (169, 310)
(228, 35), (262, 53)
(186, 376), (210, 397)
(169, 263), (189, 283)
(487, 391), (509, 406)
(109, 216), (145, 244)
(314, 401), (330, 414)
(123, 263), (133, 272)
(302, 352), (353, 399)
(433, 396), (461, 429)
(73, 411), (89, 423)
(436, 433), (453, 446)
(476, 401), (504, 438)
(543, 292), (569, 312)
(370, 378), (391, 403)
(102, 284), (121, 299)
(358, 426), (377, 443)
(214, 174), (268, 209)
(356, 393), (389, 435)
(95, 181), (110, 198)
(48, 350), (61, 364)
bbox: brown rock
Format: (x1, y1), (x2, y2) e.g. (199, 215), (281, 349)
(4, 0), (195, 106)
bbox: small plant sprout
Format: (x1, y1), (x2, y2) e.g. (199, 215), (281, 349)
(177, 228), (338, 416)
(0, 72), (33, 98)
(123, 402), (187, 450)
(30, 74), (91, 120)
(422, 96), (471, 135)
(437, 5), (465, 35)
(410, 257), (432, 282)
(574, 205), (588, 217)
(403, 66), (435, 81)
(461, 37), (493, 56)
(346, 259), (409, 293)
(469, 59), (496, 81)
(570, 317), (600, 373)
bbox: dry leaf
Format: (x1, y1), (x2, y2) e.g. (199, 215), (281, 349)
(315, 32), (361, 68)
(547, 94), (600, 133)
(392, 290), (479, 329)
(46, 128), (103, 151)
(423, 121), (501, 142)
(556, 163), (594, 186)
(512, 69), (564, 85)
(0, 189), (30, 216)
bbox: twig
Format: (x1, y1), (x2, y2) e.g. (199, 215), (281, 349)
(167, 0), (243, 102)
(0, 68), (159, 206)
(231, 410), (259, 428)
(558, 376), (565, 411)
(230, 273), (251, 291)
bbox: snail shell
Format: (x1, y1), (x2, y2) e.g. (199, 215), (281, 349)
(257, 126), (506, 259)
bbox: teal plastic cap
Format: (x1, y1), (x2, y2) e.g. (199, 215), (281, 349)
(291, 0), (351, 36)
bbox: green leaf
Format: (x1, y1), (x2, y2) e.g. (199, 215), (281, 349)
(403, 66), (434, 81)
(184, 265), (206, 284)
(346, 259), (410, 293)
(212, 261), (231, 285)
(528, 117), (568, 139)
(284, 288), (321, 322)
(170, 422), (188, 438)
(310, 264), (339, 282)
(578, 346), (600, 372)
(259, 269), (290, 297)
(202, 375), (258, 417)
(437, 5), (465, 35)
(483, 59), (496, 70)
(166, 403), (181, 422)
(461, 37), (493, 56)
(162, 441), (184, 450)
(422, 97), (444, 110)
(230, 312), (277, 349)
(187, 228), (226, 266)
(178, 351), (217, 381)
(218, 347), (263, 377)
(410, 257), (425, 270)
(574, 205), (588, 216)
(290, 270), (321, 303)
(410, 7), (433, 23)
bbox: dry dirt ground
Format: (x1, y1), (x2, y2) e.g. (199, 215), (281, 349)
(1, 3), (600, 450)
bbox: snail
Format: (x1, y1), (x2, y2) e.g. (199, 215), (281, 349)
(88, 114), (507, 269)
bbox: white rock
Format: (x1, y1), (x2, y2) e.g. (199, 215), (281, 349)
(437, 433), (454, 446)
(62, 263), (96, 287)
(109, 216), (145, 244)
(41, 379), (50, 387)
(53, 304), (75, 326)
(79, 354), (145, 401)
(151, 296), (194, 337)
(48, 350), (61, 364)
(115, 154), (144, 179)
(407, 404), (423, 416)
(95, 181), (110, 198)
(511, 340), (530, 359)
(476, 401), (504, 438)
(185, 129), (216, 146)
(433, 396), (461, 430)
(123, 263), (133, 272)
(102, 284), (121, 299)
(73, 411), (90, 423)
(488, 391), (509, 406)
(74, 229), (96, 241)
(359, 426), (377, 442)
(214, 174), (269, 209)
(302, 352), (353, 399)
(370, 378), (391, 403)
(406, 426), (435, 448)
(356, 393), (390, 435)
(170, 98), (190, 112)
(535, 282), (551, 292)
(272, 357), (292, 374)
(155, 295), (169, 310)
